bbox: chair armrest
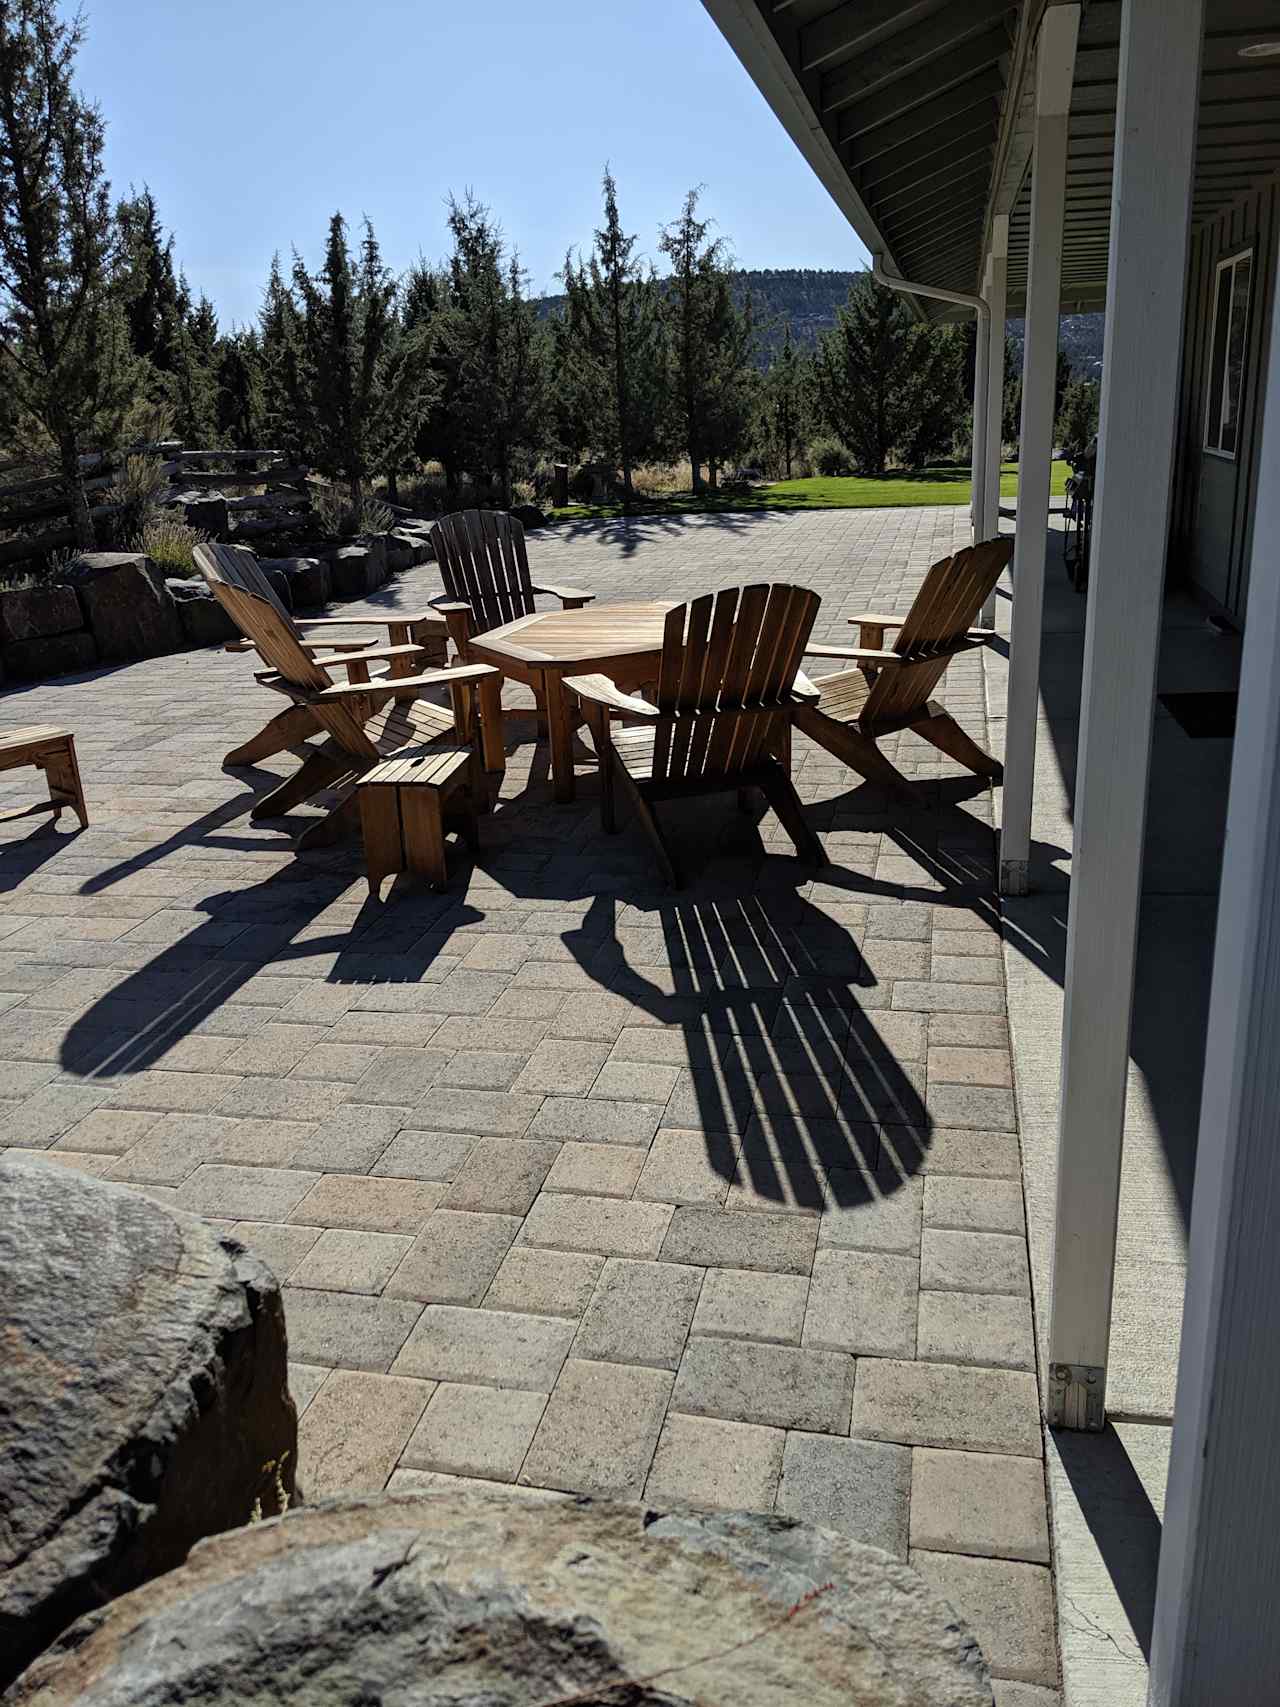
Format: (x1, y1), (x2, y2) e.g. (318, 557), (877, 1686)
(847, 611), (905, 629)
(310, 642), (430, 670)
(563, 673), (659, 718)
(296, 611), (444, 630)
(805, 645), (903, 666)
(966, 627), (998, 642)
(306, 663), (498, 703)
(533, 583), (594, 606)
(790, 669), (821, 704)
(431, 600), (473, 617)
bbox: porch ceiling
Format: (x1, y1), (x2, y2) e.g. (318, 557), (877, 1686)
(701, 0), (1027, 311)
(1002, 0), (1280, 311)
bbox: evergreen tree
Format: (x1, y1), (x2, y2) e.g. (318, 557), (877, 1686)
(700, 280), (757, 486)
(290, 213), (431, 512)
(116, 187), (181, 368)
(761, 321), (806, 478)
(658, 188), (733, 492)
(403, 261), (467, 494)
(216, 329), (262, 448)
(810, 275), (918, 474)
(435, 193), (547, 503)
(258, 254), (306, 459)
(898, 321), (966, 469)
(0, 0), (139, 544)
(561, 169), (665, 505)
(1056, 374), (1100, 459)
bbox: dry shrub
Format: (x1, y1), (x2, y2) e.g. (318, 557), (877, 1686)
(630, 461), (694, 497)
(135, 514), (208, 576)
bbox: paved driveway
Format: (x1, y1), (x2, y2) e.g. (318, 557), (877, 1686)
(0, 505), (1055, 1699)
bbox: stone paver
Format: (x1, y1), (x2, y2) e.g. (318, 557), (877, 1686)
(777, 1432), (912, 1559)
(644, 1413), (785, 1511)
(521, 1358), (672, 1498)
(0, 505), (1058, 1692)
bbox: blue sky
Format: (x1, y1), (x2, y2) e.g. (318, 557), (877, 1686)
(71, 0), (867, 330)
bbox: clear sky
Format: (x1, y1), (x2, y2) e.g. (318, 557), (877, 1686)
(70, 0), (868, 331)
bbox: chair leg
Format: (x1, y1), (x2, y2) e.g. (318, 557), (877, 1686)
(294, 788), (359, 850)
(400, 785), (448, 889)
(250, 750), (348, 821)
(793, 704), (916, 800)
(43, 740), (88, 829)
(477, 673), (507, 774)
(224, 704), (317, 767)
(616, 772), (679, 887)
(913, 707), (1003, 778)
(760, 767), (828, 866)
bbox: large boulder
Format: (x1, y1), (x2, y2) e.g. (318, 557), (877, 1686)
(363, 532), (389, 588)
(0, 585), (82, 645)
(10, 1491), (991, 1705)
(65, 553), (183, 661)
(165, 579), (239, 647)
(2, 631), (98, 681)
(175, 492), (229, 536)
(0, 1159), (297, 1689)
(510, 502), (546, 531)
(328, 543), (376, 599)
(260, 557), (329, 609)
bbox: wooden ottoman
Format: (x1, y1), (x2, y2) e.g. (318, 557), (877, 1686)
(0, 727), (88, 830)
(357, 747), (481, 899)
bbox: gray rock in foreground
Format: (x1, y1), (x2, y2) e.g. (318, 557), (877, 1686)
(11, 1490), (992, 1705)
(0, 1159), (297, 1689)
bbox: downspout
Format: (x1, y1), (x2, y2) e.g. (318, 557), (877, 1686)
(871, 254), (992, 542)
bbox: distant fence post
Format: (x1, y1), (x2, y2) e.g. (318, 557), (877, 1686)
(553, 463), (568, 508)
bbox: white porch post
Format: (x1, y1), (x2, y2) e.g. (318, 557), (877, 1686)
(970, 274), (991, 546)
(1147, 232), (1280, 1706)
(998, 3), (1078, 896)
(980, 215), (1009, 625)
(1046, 0), (1202, 1430)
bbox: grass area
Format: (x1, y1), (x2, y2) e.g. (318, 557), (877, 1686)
(548, 460), (1068, 522)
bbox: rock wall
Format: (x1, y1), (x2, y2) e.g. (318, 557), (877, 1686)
(0, 1159), (297, 1689)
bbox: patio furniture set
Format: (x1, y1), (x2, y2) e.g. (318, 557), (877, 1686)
(161, 515), (1011, 893)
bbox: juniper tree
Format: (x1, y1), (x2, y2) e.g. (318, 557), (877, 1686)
(561, 169), (665, 505)
(216, 329), (262, 448)
(700, 281), (757, 487)
(436, 193), (548, 503)
(290, 213), (429, 511)
(658, 188), (734, 493)
(258, 254), (306, 459)
(761, 320), (806, 478)
(0, 0), (139, 544)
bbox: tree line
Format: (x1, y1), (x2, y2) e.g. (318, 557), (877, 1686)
(0, 1), (1095, 551)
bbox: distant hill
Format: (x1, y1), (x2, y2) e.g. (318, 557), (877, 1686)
(536, 272), (1105, 374)
(1008, 312), (1105, 376)
(535, 268), (862, 367)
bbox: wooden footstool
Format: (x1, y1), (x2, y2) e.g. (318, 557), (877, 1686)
(0, 727), (88, 830)
(358, 747), (481, 899)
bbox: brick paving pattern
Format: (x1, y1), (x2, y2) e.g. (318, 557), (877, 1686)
(0, 505), (1056, 1697)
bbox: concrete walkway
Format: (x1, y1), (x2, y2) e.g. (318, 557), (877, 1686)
(2, 506), (1053, 1701)
(987, 522), (1238, 1705)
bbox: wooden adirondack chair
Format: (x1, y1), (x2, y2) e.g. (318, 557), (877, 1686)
(429, 509), (593, 732)
(194, 542), (501, 849)
(793, 538), (1013, 797)
(564, 582), (825, 887)
(208, 546), (449, 767)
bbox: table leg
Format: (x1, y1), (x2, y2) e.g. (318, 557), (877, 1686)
(543, 670), (576, 804)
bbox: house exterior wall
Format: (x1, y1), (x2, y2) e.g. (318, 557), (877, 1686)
(1171, 171), (1280, 627)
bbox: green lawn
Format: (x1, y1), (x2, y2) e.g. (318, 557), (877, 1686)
(548, 460), (1068, 522)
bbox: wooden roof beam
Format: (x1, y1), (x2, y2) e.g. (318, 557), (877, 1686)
(824, 23), (1011, 127)
(839, 64), (1002, 157)
(799, 0), (939, 74)
(860, 139), (995, 201)
(819, 0), (1010, 108)
(854, 115), (997, 194)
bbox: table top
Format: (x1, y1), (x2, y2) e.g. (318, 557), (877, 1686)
(467, 601), (677, 669)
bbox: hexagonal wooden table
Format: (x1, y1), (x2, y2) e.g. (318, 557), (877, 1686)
(467, 601), (677, 802)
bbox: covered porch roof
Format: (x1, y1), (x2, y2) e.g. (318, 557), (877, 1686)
(704, 0), (1280, 312)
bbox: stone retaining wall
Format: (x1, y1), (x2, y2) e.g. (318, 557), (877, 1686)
(0, 523), (436, 685)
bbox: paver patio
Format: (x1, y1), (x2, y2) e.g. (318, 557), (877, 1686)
(0, 505), (1055, 1699)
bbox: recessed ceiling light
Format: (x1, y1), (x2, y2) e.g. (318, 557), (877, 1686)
(1238, 40), (1280, 57)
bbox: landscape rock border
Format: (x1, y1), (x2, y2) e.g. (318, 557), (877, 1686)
(11, 1489), (993, 1705)
(0, 1159), (297, 1690)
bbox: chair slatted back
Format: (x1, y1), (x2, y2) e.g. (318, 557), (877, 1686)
(649, 583), (819, 784)
(194, 543), (378, 760)
(861, 538), (1012, 727)
(429, 510), (535, 634)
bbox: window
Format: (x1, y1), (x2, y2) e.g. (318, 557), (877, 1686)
(1205, 249), (1252, 458)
